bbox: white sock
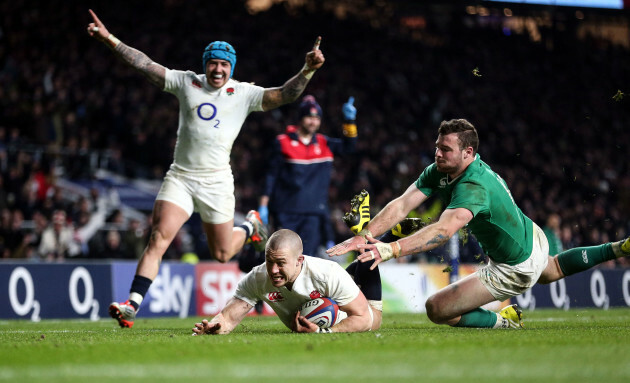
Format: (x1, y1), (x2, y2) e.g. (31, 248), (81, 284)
(242, 221), (254, 238)
(492, 312), (507, 329)
(129, 292), (143, 312)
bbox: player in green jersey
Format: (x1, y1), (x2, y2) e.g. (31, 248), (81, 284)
(328, 118), (630, 329)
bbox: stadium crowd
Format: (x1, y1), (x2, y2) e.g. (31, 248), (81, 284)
(1, 0), (629, 266)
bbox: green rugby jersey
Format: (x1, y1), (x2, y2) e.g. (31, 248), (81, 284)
(414, 154), (533, 265)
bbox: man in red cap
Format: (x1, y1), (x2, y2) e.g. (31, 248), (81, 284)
(258, 95), (358, 258)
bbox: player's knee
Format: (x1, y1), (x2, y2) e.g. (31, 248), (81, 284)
(211, 248), (231, 263)
(537, 256), (564, 284)
(212, 253), (229, 263)
(147, 229), (171, 252)
(425, 295), (447, 324)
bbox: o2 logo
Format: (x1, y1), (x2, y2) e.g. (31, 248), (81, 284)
(197, 103), (220, 128)
(7, 266), (100, 321)
(8, 267), (41, 322)
(68, 267), (100, 320)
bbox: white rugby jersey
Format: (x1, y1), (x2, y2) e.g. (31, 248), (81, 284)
(164, 69), (264, 174)
(235, 256), (360, 329)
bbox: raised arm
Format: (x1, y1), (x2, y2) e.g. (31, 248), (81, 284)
(86, 9), (166, 89)
(261, 37), (325, 111)
(191, 297), (253, 335)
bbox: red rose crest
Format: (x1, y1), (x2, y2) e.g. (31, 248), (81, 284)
(226, 87), (235, 95)
(309, 290), (322, 299)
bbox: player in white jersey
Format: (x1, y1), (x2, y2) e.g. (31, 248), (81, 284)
(86, 9), (325, 328)
(192, 229), (383, 334)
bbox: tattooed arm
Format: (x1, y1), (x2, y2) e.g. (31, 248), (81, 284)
(87, 9), (166, 88)
(110, 44), (166, 88)
(261, 36), (325, 111)
(400, 207), (472, 255)
(356, 207), (473, 268)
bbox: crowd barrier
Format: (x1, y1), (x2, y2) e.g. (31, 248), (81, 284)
(1, 261), (628, 321)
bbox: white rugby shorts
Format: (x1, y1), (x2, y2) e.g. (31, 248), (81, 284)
(155, 168), (235, 224)
(476, 222), (549, 301)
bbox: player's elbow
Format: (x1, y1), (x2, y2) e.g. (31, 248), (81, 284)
(358, 311), (376, 332)
(371, 310), (382, 331)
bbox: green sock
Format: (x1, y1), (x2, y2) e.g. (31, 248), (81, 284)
(557, 243), (615, 277)
(453, 307), (498, 328)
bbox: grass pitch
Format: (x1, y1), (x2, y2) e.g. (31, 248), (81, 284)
(1, 308), (629, 383)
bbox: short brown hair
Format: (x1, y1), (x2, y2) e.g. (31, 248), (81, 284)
(266, 229), (303, 255)
(438, 119), (479, 153)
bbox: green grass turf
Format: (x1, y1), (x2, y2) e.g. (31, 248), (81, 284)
(1, 308), (629, 383)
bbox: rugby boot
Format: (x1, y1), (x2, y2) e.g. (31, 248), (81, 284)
(343, 190), (370, 234)
(246, 210), (268, 252)
(109, 300), (136, 328)
(390, 218), (426, 238)
(619, 237), (630, 255)
(498, 304), (524, 329)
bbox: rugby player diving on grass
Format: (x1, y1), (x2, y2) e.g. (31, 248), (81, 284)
(328, 118), (630, 329)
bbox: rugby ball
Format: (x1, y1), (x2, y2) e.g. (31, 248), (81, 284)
(299, 297), (347, 328)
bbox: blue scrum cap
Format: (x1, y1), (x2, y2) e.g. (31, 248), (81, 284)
(202, 41), (236, 78)
(298, 95), (322, 119)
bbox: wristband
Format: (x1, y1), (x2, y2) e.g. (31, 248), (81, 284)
(392, 240), (402, 258)
(107, 34), (121, 48)
(317, 327), (333, 333)
(342, 123), (357, 138)
(375, 242), (395, 262)
(301, 64), (316, 80)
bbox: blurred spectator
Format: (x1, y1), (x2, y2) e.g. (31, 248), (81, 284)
(561, 224), (578, 250)
(0, 208), (12, 258)
(106, 209), (125, 230)
(98, 230), (127, 259)
(543, 213), (564, 256)
(8, 210), (29, 258)
(38, 210), (76, 261)
(0, 209), (29, 258)
(123, 218), (147, 259)
(26, 211), (50, 256)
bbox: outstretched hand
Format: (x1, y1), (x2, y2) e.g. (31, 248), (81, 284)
(357, 235), (401, 270)
(304, 36), (325, 71)
(192, 319), (221, 336)
(356, 235), (385, 270)
(86, 9), (110, 42)
(326, 235), (366, 257)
